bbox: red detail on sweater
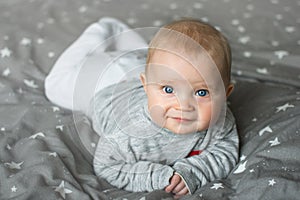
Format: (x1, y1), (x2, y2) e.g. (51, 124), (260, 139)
(188, 150), (202, 157)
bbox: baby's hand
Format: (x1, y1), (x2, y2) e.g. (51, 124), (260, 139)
(165, 173), (189, 199)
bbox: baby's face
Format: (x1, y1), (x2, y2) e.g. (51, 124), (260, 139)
(141, 50), (230, 135)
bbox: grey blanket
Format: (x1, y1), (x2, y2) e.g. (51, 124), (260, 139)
(0, 0), (299, 199)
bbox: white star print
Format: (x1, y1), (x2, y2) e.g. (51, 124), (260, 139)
(4, 161), (24, 170)
(231, 19), (240, 26)
(52, 106), (60, 112)
(0, 47), (12, 58)
(285, 26), (295, 33)
(259, 125), (273, 136)
(54, 181), (72, 199)
(78, 6), (87, 13)
(48, 51), (55, 58)
(49, 152), (57, 157)
(269, 137), (280, 146)
(36, 38), (44, 44)
(274, 50), (289, 60)
(29, 132), (45, 139)
(56, 125), (64, 131)
(20, 37), (32, 46)
(256, 68), (268, 74)
(6, 144), (12, 150)
(11, 185), (17, 192)
(102, 189), (112, 193)
(210, 183), (224, 190)
(237, 25), (245, 33)
(240, 155), (247, 161)
(2, 68), (11, 77)
(24, 79), (39, 89)
(243, 51), (252, 58)
(276, 103), (294, 113)
(238, 36), (251, 44)
(268, 179), (276, 186)
(233, 160), (247, 174)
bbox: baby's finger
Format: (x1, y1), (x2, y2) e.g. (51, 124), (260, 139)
(174, 186), (189, 196)
(171, 174), (181, 184)
(165, 184), (175, 193)
(165, 175), (181, 193)
(172, 180), (186, 193)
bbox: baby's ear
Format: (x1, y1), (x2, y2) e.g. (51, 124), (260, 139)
(226, 83), (234, 98)
(140, 73), (147, 93)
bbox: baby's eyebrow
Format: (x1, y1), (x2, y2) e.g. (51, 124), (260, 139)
(190, 81), (208, 88)
(194, 82), (207, 87)
(156, 80), (176, 84)
(206, 84), (225, 93)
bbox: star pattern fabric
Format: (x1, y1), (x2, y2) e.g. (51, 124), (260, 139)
(54, 181), (72, 199)
(275, 103), (295, 113)
(4, 161), (24, 170)
(269, 137), (280, 146)
(268, 179), (276, 186)
(11, 186), (17, 193)
(0, 47), (12, 58)
(233, 161), (247, 174)
(210, 183), (224, 190)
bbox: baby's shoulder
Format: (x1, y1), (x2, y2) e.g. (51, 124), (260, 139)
(90, 78), (147, 136)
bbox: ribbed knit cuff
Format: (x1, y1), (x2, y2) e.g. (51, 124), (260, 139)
(173, 164), (198, 194)
(152, 166), (174, 190)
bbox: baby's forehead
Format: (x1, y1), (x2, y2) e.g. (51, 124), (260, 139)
(147, 50), (226, 88)
(149, 49), (216, 69)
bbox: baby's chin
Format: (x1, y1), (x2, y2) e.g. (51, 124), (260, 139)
(164, 126), (207, 135)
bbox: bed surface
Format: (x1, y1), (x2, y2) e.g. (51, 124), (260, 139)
(0, 0), (300, 199)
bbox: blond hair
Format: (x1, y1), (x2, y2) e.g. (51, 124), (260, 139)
(146, 19), (232, 86)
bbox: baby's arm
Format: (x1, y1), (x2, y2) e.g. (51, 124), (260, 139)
(172, 112), (239, 194)
(94, 136), (174, 192)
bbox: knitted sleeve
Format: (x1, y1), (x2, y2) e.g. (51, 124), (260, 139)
(173, 110), (239, 194)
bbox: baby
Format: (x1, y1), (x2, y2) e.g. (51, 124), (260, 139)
(45, 17), (239, 198)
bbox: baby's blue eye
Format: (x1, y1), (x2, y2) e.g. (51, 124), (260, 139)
(195, 89), (209, 97)
(163, 86), (174, 94)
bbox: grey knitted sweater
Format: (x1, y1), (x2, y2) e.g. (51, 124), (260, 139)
(89, 79), (239, 194)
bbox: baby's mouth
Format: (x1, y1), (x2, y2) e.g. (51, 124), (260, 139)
(171, 117), (194, 123)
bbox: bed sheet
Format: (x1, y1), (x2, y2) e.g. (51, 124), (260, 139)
(0, 0), (300, 199)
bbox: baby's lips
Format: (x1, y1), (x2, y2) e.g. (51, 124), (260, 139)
(167, 112), (197, 121)
(171, 117), (193, 121)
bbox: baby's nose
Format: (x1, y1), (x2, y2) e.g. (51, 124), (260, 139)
(176, 96), (195, 112)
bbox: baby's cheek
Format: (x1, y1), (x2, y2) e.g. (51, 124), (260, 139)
(148, 104), (166, 128)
